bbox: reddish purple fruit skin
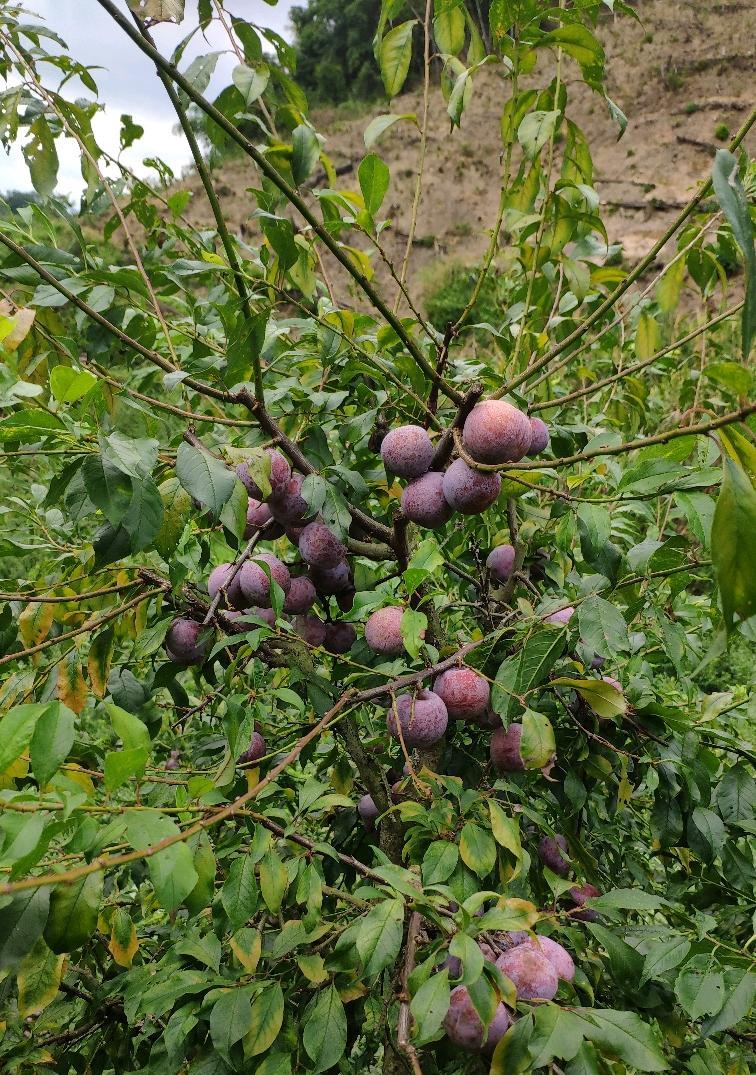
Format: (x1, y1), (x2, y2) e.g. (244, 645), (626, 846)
(236, 450), (291, 499)
(298, 522), (346, 570)
(602, 675), (622, 693)
(569, 883), (601, 921)
(380, 424), (435, 479)
(387, 689), (449, 747)
(487, 544), (516, 583)
(239, 554), (291, 607)
(490, 724), (524, 772)
(365, 606), (406, 656)
(527, 417), (550, 456)
(544, 605), (575, 626)
(523, 936), (575, 982)
(324, 622), (356, 654)
(444, 987), (511, 1053)
(401, 472), (454, 529)
(239, 731), (266, 764)
(442, 459), (502, 514)
(165, 618), (208, 665)
(309, 561), (352, 595)
(462, 400), (533, 464)
(245, 498), (285, 540)
(538, 835), (570, 878)
(358, 793), (379, 827)
(208, 562), (246, 610)
(268, 474), (314, 526)
(433, 667), (490, 720)
(244, 607), (277, 628)
(336, 588), (356, 613)
(496, 945), (559, 1001)
(284, 576), (317, 614)
(294, 615), (327, 648)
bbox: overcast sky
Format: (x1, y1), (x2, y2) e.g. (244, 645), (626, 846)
(0, 0), (295, 197)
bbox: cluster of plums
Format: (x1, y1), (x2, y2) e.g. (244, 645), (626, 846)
(381, 399), (549, 528)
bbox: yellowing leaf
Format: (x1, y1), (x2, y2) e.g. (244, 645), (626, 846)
(551, 677), (628, 721)
(17, 939), (65, 1017)
(230, 928), (262, 974)
(58, 647), (87, 714)
(108, 908), (138, 968)
(298, 953), (328, 984)
(87, 628), (114, 698)
(0, 303), (35, 351)
(19, 602), (54, 650)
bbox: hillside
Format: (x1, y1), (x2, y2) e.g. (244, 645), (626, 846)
(181, 0), (755, 306)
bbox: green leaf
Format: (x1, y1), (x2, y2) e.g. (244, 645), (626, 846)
(588, 889), (667, 912)
(711, 456), (756, 630)
(0, 887), (50, 971)
(126, 0), (185, 21)
(459, 822), (497, 878)
(492, 629), (566, 720)
(518, 110), (559, 158)
(539, 24), (605, 88)
(588, 924), (644, 984)
(219, 479), (248, 544)
(23, 116), (59, 196)
(82, 455), (133, 525)
(364, 112), (417, 149)
(49, 366), (97, 403)
(108, 704), (150, 752)
(520, 710), (555, 769)
(16, 938), (65, 1017)
(221, 854), (259, 929)
(714, 763), (755, 823)
(700, 969), (755, 1036)
(356, 898), (404, 976)
(641, 937), (691, 984)
(401, 609), (427, 660)
(488, 801), (522, 859)
(578, 597), (630, 658)
(572, 1009), (668, 1071)
(675, 959), (725, 1020)
(411, 969), (450, 1044)
(244, 983), (285, 1057)
(44, 873), (102, 954)
(122, 478), (164, 552)
(379, 21), (417, 98)
(210, 986), (254, 1059)
(303, 984), (347, 1072)
(154, 477), (192, 561)
(232, 62), (270, 106)
(125, 809), (198, 911)
(358, 153), (390, 216)
(551, 677), (627, 720)
(530, 1005), (585, 1068)
(0, 704), (50, 774)
(259, 851), (288, 914)
(403, 536), (444, 594)
(30, 702), (74, 785)
(712, 151), (755, 357)
(490, 1011), (534, 1075)
(292, 124), (320, 185)
(422, 841), (459, 885)
(176, 441), (236, 518)
(687, 807), (726, 861)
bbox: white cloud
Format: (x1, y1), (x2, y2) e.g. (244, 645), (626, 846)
(0, 0), (295, 196)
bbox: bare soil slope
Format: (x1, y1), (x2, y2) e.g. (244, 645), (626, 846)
(183, 0), (755, 304)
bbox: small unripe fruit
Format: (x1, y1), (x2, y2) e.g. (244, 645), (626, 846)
(462, 400), (532, 464)
(490, 723), (524, 772)
(365, 606), (407, 657)
(324, 621), (356, 654)
(165, 749), (181, 770)
(208, 562), (245, 610)
(284, 576), (317, 614)
(236, 450), (291, 498)
(239, 731), (266, 764)
(444, 986), (511, 1053)
(401, 472), (453, 529)
(527, 417), (550, 456)
(294, 614), (327, 648)
(487, 544), (515, 583)
(537, 835), (570, 877)
(433, 667), (490, 721)
(544, 605), (575, 626)
(268, 474), (314, 526)
(442, 459), (501, 514)
(387, 690), (448, 747)
(239, 553), (291, 607)
(299, 522), (346, 570)
(496, 945), (558, 1001)
(358, 793), (379, 828)
(569, 883), (601, 921)
(522, 936), (575, 982)
(309, 561), (352, 595)
(165, 618), (208, 665)
(245, 498), (285, 540)
(380, 424), (434, 479)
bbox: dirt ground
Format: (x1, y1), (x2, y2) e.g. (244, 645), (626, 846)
(182, 0), (755, 308)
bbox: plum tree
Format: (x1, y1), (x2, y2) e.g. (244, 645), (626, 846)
(443, 986), (511, 1053)
(487, 543), (516, 583)
(526, 417), (551, 456)
(298, 522), (346, 570)
(364, 606), (411, 656)
(236, 449), (291, 499)
(495, 944), (559, 1001)
(380, 424), (434, 478)
(309, 560), (352, 595)
(207, 562), (245, 610)
(462, 400), (533, 464)
(522, 936), (575, 982)
(401, 471), (454, 528)
(294, 615), (327, 648)
(537, 834), (570, 877)
(432, 666), (490, 720)
(283, 576), (317, 614)
(386, 689), (448, 747)
(569, 883), (602, 921)
(442, 458), (502, 514)
(238, 730), (266, 764)
(357, 793), (380, 828)
(165, 618), (209, 665)
(245, 498), (284, 539)
(239, 553), (291, 606)
(490, 723), (525, 771)
(324, 621), (356, 654)
(268, 474), (314, 526)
